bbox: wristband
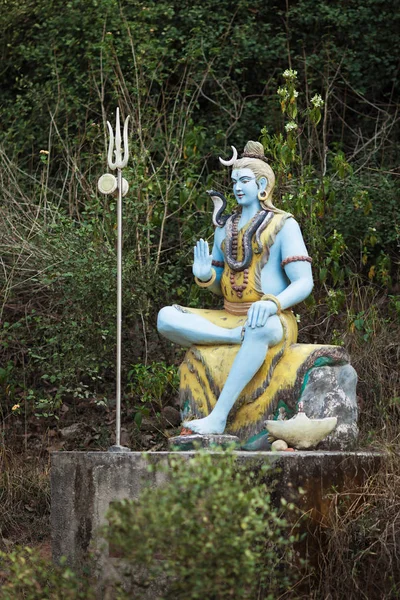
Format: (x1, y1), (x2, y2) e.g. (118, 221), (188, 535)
(260, 294), (282, 315)
(195, 268), (217, 288)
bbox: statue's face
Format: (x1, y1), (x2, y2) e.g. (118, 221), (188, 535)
(231, 168), (259, 206)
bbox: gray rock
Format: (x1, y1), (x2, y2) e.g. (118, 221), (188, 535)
(119, 430), (131, 448)
(169, 434), (240, 450)
(161, 406), (181, 427)
(299, 364), (358, 450)
(140, 417), (158, 432)
(59, 423), (84, 440)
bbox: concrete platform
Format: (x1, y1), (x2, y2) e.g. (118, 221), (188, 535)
(51, 450), (383, 591)
(169, 433), (240, 449)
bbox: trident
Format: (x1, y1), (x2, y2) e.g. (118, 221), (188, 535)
(98, 107), (131, 452)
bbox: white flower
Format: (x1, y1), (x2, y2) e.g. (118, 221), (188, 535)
(277, 86), (289, 99)
(283, 69), (297, 80)
(311, 94), (324, 108)
(293, 90), (299, 98)
(285, 121), (298, 132)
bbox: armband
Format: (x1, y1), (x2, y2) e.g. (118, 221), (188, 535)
(281, 255), (312, 268)
(212, 260), (224, 268)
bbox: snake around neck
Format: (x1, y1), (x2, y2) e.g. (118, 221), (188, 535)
(224, 210), (273, 272)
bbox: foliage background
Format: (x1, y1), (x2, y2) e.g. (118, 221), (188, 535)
(0, 0), (399, 446)
(0, 3), (399, 596)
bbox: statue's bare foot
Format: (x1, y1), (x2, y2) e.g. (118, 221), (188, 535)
(183, 414), (226, 435)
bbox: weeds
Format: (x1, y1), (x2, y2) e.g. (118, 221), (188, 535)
(0, 449), (50, 548)
(304, 450), (400, 599)
(0, 546), (95, 599)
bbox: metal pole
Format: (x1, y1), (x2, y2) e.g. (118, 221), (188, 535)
(98, 107), (131, 453)
(116, 166), (123, 447)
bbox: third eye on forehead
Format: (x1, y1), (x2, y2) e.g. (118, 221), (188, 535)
(231, 176), (256, 183)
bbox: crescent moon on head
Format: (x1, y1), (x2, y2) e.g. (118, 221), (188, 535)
(219, 146), (238, 166)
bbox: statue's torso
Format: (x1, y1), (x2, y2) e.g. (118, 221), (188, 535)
(220, 211), (292, 303)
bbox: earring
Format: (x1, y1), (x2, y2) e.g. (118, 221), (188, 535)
(258, 189), (268, 201)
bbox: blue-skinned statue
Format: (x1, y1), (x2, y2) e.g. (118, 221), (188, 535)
(158, 141), (357, 450)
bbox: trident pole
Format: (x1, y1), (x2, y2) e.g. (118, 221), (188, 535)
(116, 165), (123, 447)
(98, 107), (131, 452)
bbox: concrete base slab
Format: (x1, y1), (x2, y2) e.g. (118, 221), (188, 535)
(108, 444), (131, 453)
(168, 433), (240, 450)
(51, 450), (383, 594)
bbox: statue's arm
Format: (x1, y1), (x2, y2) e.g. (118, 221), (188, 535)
(249, 219), (313, 327)
(192, 228), (225, 296)
(276, 218), (314, 310)
(209, 228), (225, 296)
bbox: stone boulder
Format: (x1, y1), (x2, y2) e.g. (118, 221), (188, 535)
(300, 364), (359, 450)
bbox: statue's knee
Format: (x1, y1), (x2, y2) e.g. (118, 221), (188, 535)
(265, 316), (284, 346)
(244, 315), (283, 346)
(157, 306), (176, 335)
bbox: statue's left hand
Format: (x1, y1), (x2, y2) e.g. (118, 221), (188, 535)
(192, 239), (213, 281)
(247, 300), (278, 328)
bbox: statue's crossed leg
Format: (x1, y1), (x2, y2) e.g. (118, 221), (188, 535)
(158, 306), (283, 434)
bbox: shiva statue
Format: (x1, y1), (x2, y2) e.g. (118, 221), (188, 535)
(158, 141), (353, 448)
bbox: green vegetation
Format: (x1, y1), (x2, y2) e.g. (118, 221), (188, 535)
(0, 451), (299, 599)
(106, 450), (299, 599)
(0, 5), (399, 597)
(0, 547), (95, 599)
(0, 1), (398, 440)
(2, 450), (400, 599)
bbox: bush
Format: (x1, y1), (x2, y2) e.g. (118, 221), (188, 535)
(0, 546), (95, 600)
(105, 450), (301, 600)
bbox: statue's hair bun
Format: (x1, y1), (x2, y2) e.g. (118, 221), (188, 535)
(241, 140), (269, 163)
(243, 141), (265, 157)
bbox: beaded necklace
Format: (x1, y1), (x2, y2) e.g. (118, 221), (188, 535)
(226, 210), (267, 299)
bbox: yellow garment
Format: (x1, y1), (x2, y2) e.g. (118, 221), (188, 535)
(179, 307), (298, 412)
(178, 210), (294, 328)
(180, 342), (349, 443)
(178, 211), (297, 389)
(220, 211), (291, 303)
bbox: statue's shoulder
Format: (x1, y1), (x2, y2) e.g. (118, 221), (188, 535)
(279, 214), (303, 236)
(261, 210), (293, 245)
(274, 215), (306, 245)
(278, 214), (310, 258)
(259, 212), (308, 255)
(271, 210), (293, 221)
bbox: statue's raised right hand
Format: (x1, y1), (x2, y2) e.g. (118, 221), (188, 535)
(192, 239), (213, 281)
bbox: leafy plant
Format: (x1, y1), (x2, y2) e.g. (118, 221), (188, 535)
(0, 547), (95, 599)
(128, 362), (179, 407)
(0, 0), (398, 444)
(128, 361), (180, 428)
(105, 450), (300, 600)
